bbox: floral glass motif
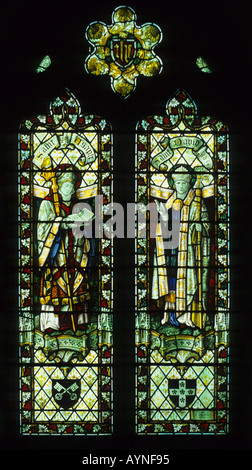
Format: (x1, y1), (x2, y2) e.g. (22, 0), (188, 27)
(85, 5), (163, 98)
(135, 89), (229, 434)
(18, 90), (113, 435)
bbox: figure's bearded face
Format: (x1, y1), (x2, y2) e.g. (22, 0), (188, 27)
(58, 181), (75, 201)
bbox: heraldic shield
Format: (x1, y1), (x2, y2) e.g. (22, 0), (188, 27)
(110, 34), (138, 69)
(52, 379), (81, 409)
(168, 379), (196, 408)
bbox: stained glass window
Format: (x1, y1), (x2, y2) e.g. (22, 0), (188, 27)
(18, 89), (113, 435)
(196, 57), (212, 74)
(36, 55), (51, 73)
(135, 89), (229, 435)
(85, 5), (163, 98)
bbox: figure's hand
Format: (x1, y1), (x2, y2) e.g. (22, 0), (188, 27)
(62, 212), (93, 229)
(195, 222), (202, 232)
(156, 200), (169, 222)
(61, 214), (76, 229)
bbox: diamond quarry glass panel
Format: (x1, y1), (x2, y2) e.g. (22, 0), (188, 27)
(18, 90), (113, 435)
(135, 89), (229, 434)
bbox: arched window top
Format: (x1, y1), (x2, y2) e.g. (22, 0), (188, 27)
(20, 89), (112, 132)
(137, 89), (228, 130)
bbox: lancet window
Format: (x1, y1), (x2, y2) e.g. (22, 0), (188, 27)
(135, 89), (229, 434)
(18, 90), (113, 435)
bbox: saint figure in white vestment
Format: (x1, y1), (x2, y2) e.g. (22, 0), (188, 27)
(152, 164), (210, 329)
(37, 168), (95, 334)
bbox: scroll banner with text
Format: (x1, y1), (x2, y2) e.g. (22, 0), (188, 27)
(33, 133), (97, 169)
(151, 136), (212, 170)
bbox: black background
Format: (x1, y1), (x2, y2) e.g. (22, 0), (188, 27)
(0, 0), (251, 461)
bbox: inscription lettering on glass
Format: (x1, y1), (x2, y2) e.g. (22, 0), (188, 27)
(18, 90), (113, 435)
(135, 89), (229, 434)
(85, 6), (163, 98)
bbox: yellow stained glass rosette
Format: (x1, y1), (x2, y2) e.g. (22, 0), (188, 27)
(85, 6), (163, 98)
